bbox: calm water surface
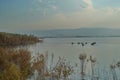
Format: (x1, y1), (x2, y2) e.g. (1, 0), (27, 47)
(28, 37), (120, 66)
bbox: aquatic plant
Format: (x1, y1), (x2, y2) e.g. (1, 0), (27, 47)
(90, 55), (96, 80)
(0, 63), (21, 80)
(110, 64), (118, 80)
(79, 53), (87, 80)
(0, 48), (33, 80)
(52, 57), (74, 80)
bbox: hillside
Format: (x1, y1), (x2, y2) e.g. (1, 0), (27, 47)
(30, 28), (120, 38)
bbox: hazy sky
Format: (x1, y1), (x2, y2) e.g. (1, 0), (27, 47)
(0, 0), (120, 32)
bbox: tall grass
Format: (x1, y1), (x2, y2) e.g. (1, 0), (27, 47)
(0, 48), (120, 80)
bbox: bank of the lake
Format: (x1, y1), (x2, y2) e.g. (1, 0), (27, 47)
(0, 32), (42, 47)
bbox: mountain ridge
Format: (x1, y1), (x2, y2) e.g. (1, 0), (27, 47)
(28, 28), (120, 38)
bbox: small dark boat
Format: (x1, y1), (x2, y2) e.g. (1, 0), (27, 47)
(71, 42), (74, 45)
(81, 42), (84, 46)
(91, 42), (96, 45)
(77, 42), (80, 45)
(85, 42), (87, 44)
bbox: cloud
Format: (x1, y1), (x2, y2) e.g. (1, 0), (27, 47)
(52, 5), (58, 10)
(32, 0), (120, 30)
(83, 0), (94, 11)
(5, 0), (120, 31)
(38, 0), (42, 3)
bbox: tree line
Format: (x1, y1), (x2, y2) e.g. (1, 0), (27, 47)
(0, 32), (41, 47)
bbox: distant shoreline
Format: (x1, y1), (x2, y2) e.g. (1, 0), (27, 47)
(39, 36), (120, 38)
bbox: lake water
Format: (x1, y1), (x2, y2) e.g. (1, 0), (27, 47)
(27, 37), (120, 80)
(28, 37), (120, 66)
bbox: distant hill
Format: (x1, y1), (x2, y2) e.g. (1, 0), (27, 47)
(29, 28), (120, 38)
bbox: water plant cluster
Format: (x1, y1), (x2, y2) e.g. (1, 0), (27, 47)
(0, 47), (120, 80)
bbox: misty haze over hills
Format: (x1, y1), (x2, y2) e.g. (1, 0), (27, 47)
(29, 28), (120, 38)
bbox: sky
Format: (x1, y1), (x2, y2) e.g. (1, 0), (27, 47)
(0, 0), (120, 32)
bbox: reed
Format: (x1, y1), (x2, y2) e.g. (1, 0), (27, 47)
(1, 48), (120, 80)
(79, 53), (87, 80)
